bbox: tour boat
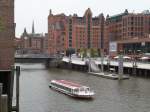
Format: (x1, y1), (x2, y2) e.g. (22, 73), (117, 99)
(49, 80), (95, 98)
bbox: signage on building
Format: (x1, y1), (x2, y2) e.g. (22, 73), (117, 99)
(109, 42), (117, 52)
(141, 42), (145, 46)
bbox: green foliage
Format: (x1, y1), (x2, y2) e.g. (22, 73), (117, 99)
(79, 48), (87, 58)
(79, 48), (99, 58)
(83, 48), (87, 57)
(90, 48), (99, 57)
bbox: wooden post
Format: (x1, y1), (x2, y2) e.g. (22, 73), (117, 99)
(0, 83), (2, 112)
(128, 68), (130, 75)
(101, 51), (104, 73)
(16, 66), (20, 112)
(45, 59), (50, 68)
(88, 58), (90, 72)
(1, 95), (8, 112)
(107, 58), (110, 72)
(0, 84), (8, 112)
(118, 54), (123, 80)
(144, 70), (147, 78)
(132, 61), (137, 76)
(8, 66), (15, 112)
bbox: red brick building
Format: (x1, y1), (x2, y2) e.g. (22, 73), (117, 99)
(0, 0), (15, 70)
(19, 23), (47, 54)
(48, 8), (104, 55)
(14, 37), (22, 52)
(43, 33), (49, 54)
(105, 10), (150, 57)
(48, 11), (67, 55)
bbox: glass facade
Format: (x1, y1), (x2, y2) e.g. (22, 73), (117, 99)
(123, 42), (150, 55)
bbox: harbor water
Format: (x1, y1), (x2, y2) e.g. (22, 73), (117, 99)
(15, 63), (150, 112)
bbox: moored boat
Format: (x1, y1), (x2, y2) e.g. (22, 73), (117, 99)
(49, 80), (94, 98)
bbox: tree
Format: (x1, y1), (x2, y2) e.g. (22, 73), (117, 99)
(90, 48), (99, 57)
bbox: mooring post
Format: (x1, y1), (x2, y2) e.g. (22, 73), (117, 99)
(107, 57), (110, 72)
(118, 54), (123, 80)
(45, 59), (49, 68)
(16, 66), (20, 112)
(88, 58), (91, 73)
(101, 51), (104, 73)
(0, 83), (8, 112)
(132, 58), (137, 76)
(1, 95), (8, 112)
(11, 66), (21, 112)
(9, 66), (15, 112)
(0, 83), (2, 112)
(145, 70), (147, 78)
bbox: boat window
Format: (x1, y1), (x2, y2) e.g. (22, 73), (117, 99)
(85, 88), (90, 93)
(86, 88), (90, 91)
(74, 89), (79, 93)
(80, 88), (85, 92)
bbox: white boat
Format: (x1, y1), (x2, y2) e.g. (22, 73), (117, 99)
(49, 80), (95, 98)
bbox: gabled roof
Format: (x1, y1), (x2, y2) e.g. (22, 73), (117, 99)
(84, 8), (92, 16)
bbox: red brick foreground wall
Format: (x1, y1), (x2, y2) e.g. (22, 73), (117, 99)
(0, 0), (15, 70)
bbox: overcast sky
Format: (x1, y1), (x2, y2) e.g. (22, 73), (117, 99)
(15, 0), (150, 37)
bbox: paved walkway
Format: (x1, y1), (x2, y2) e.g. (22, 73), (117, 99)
(62, 57), (150, 70)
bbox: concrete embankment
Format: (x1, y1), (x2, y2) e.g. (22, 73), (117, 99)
(58, 57), (150, 78)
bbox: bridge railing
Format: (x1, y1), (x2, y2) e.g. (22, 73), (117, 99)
(15, 53), (55, 58)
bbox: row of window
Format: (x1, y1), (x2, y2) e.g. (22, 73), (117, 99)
(123, 42), (150, 53)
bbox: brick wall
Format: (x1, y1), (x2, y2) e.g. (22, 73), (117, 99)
(0, 0), (15, 70)
(48, 9), (104, 55)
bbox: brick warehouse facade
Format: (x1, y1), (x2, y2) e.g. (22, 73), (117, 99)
(48, 8), (105, 55)
(48, 10), (67, 55)
(19, 27), (47, 54)
(118, 11), (150, 57)
(0, 0), (15, 70)
(105, 10), (150, 57)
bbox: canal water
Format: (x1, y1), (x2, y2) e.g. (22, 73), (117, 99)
(15, 63), (150, 112)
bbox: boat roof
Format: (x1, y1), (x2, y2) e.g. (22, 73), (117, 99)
(51, 80), (88, 89)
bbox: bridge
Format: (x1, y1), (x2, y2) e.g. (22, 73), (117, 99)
(15, 54), (61, 68)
